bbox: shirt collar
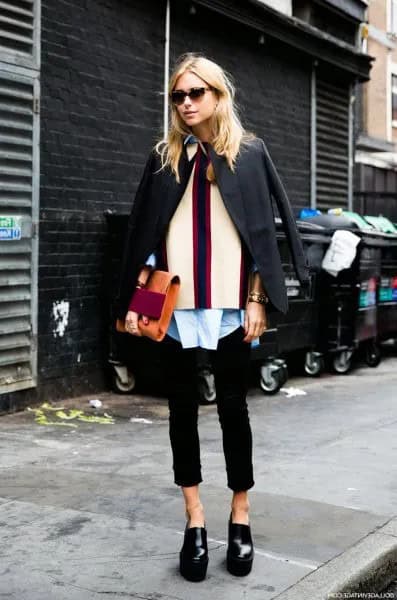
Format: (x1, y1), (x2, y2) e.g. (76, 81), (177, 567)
(184, 134), (208, 161)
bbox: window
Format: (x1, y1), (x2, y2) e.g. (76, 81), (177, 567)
(391, 0), (397, 35)
(392, 74), (397, 126)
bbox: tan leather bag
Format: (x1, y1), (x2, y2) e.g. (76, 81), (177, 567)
(116, 270), (180, 342)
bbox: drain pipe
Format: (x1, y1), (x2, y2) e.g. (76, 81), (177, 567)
(163, 0), (170, 138)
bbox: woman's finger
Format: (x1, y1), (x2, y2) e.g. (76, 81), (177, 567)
(125, 311), (141, 336)
(243, 319), (256, 342)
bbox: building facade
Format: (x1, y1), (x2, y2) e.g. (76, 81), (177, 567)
(0, 0), (371, 409)
(355, 0), (397, 218)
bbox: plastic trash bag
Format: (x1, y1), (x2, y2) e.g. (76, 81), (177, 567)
(321, 230), (361, 277)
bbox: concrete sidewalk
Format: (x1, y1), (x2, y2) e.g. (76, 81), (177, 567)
(1, 357), (397, 599)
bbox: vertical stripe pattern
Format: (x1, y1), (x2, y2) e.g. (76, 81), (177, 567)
(192, 144), (212, 308)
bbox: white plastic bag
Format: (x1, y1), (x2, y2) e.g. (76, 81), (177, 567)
(322, 230), (361, 277)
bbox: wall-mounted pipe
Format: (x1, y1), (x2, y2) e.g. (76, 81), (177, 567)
(163, 0), (170, 138)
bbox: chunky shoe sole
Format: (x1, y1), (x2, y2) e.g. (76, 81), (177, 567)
(226, 552), (253, 576)
(180, 553), (209, 582)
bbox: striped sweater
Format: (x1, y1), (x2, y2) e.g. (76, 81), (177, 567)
(156, 141), (250, 310)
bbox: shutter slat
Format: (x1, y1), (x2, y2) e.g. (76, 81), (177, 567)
(0, 101), (34, 116)
(0, 285), (30, 300)
(0, 197), (31, 207)
(0, 150), (32, 161)
(0, 317), (30, 335)
(0, 301), (30, 319)
(0, 182), (32, 191)
(0, 364), (31, 386)
(0, 348), (31, 366)
(0, 1), (33, 18)
(0, 332), (30, 350)
(0, 118), (33, 131)
(0, 15), (33, 30)
(0, 29), (32, 45)
(0, 165), (32, 176)
(0, 272), (30, 285)
(0, 133), (32, 145)
(0, 258), (30, 269)
(0, 83), (33, 100)
(316, 76), (350, 211)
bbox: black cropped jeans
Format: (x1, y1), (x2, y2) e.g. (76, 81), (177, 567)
(160, 326), (254, 492)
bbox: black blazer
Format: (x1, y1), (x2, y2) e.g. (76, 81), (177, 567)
(115, 137), (309, 320)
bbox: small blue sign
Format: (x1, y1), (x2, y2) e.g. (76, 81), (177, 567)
(0, 227), (21, 240)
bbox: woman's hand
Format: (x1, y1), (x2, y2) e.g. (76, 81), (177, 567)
(243, 302), (267, 343)
(124, 310), (149, 336)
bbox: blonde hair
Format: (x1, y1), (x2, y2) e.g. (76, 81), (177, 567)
(155, 53), (255, 182)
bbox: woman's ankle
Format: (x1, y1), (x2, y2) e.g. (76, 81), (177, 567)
(185, 502), (205, 527)
(231, 493), (250, 523)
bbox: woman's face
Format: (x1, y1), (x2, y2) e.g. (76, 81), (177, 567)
(173, 71), (217, 130)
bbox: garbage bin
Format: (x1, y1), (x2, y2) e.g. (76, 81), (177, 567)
(301, 213), (382, 373)
(265, 219), (330, 376)
(364, 216), (397, 344)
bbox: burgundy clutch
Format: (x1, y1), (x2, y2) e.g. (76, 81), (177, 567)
(116, 270), (180, 342)
(129, 287), (166, 319)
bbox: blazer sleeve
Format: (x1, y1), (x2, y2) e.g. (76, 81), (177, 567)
(115, 150), (156, 318)
(260, 139), (310, 285)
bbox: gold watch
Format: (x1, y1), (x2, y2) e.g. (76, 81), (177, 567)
(248, 291), (268, 305)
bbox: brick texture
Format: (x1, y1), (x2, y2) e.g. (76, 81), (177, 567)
(37, 0), (164, 398)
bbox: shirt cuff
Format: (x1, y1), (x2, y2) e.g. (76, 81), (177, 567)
(145, 253), (156, 268)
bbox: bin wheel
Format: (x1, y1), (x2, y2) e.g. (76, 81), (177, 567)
(198, 369), (216, 405)
(112, 370), (136, 394)
(365, 340), (381, 368)
(260, 362), (288, 395)
(304, 352), (324, 377)
(332, 351), (352, 375)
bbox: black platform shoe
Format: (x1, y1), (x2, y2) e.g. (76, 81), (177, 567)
(226, 512), (254, 576)
(179, 523), (209, 582)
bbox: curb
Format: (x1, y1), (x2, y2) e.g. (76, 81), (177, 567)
(274, 518), (397, 600)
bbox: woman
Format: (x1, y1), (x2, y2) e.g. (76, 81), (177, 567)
(116, 53), (309, 582)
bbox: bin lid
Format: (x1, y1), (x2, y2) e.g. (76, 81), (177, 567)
(364, 215), (397, 234)
(295, 220), (327, 232)
(299, 213), (359, 232)
(341, 211), (374, 230)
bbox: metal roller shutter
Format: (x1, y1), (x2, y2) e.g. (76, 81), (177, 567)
(0, 0), (34, 52)
(0, 68), (39, 393)
(316, 77), (351, 210)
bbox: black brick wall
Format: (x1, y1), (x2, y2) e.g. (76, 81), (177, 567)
(37, 0), (164, 399)
(7, 0), (312, 408)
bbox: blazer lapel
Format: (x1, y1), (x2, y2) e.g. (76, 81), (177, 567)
(208, 146), (250, 247)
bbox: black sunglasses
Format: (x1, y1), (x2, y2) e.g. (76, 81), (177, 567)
(171, 87), (212, 106)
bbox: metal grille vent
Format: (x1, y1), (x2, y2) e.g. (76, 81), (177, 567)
(0, 70), (34, 390)
(316, 77), (350, 210)
(0, 0), (34, 57)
